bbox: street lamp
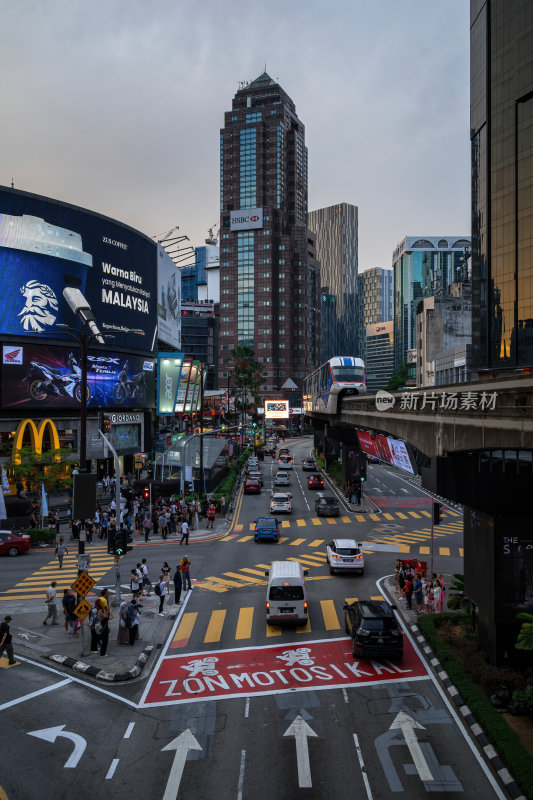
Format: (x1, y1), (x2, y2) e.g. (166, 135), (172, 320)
(197, 363), (214, 496)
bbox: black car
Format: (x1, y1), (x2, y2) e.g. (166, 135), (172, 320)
(343, 600), (404, 659)
(315, 496), (340, 516)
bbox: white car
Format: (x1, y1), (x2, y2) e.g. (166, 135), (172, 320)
(274, 472), (291, 487)
(270, 492), (292, 514)
(326, 538), (365, 575)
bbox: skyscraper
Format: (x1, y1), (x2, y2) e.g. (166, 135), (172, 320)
(308, 203), (359, 362)
(471, 0), (533, 370)
(358, 267), (393, 327)
(218, 72), (320, 395)
(392, 236), (471, 369)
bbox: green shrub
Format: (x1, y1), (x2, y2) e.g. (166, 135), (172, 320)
(26, 528), (56, 545)
(418, 614), (533, 798)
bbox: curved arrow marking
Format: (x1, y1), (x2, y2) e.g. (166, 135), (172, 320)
(28, 725), (86, 769)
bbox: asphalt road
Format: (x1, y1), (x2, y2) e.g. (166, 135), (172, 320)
(1, 440), (510, 799)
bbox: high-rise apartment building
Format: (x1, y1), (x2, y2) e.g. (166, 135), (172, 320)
(392, 236), (471, 369)
(308, 204), (359, 362)
(359, 267), (393, 326)
(218, 72), (320, 395)
(365, 321), (394, 392)
(471, 0), (533, 370)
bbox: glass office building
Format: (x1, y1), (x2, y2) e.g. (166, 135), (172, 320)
(308, 204), (359, 361)
(471, 0), (533, 370)
(392, 236), (471, 369)
(219, 72), (320, 394)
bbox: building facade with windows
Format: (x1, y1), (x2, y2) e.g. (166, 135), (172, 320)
(218, 72), (320, 395)
(392, 236), (471, 370)
(365, 321), (394, 393)
(471, 0), (533, 371)
(308, 203), (359, 362)
(359, 267), (393, 327)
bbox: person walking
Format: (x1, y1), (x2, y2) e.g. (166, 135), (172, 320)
(62, 589), (77, 636)
(173, 564), (182, 605)
(0, 615), (15, 665)
(141, 558), (152, 596)
(43, 581), (58, 625)
(143, 514), (152, 543)
(55, 537), (68, 569)
(220, 495), (226, 517)
(180, 518), (189, 546)
(157, 574), (167, 616)
(180, 557), (192, 592)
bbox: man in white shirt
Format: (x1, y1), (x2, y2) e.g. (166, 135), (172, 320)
(43, 581), (58, 625)
(180, 519), (189, 545)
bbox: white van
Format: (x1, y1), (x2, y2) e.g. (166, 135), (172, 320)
(265, 561), (308, 624)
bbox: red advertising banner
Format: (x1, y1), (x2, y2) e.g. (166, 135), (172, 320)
(143, 637), (427, 706)
(356, 430), (414, 474)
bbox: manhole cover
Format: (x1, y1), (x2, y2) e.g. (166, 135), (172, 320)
(371, 523), (405, 534)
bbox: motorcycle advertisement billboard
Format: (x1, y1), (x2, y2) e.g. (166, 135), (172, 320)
(157, 245), (181, 350)
(0, 187), (157, 354)
(1, 342), (154, 410)
(356, 429), (415, 474)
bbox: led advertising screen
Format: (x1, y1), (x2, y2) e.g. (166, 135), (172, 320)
(157, 352), (184, 416)
(1, 342), (154, 410)
(356, 429), (415, 474)
(0, 187), (157, 353)
(265, 400), (289, 419)
(157, 245), (181, 349)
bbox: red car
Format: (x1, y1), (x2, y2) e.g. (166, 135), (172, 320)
(308, 474), (324, 490)
(0, 530), (31, 557)
(244, 477), (261, 495)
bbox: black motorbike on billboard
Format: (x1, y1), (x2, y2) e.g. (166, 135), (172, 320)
(112, 361), (147, 405)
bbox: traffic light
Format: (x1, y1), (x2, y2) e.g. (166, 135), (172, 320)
(102, 416), (111, 434)
(114, 529), (125, 556)
(107, 530), (115, 555)
(143, 486), (150, 501)
(432, 501), (441, 526)
(125, 528), (134, 553)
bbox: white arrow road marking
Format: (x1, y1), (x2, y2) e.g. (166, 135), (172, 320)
(400, 488), (409, 493)
(283, 714), (318, 788)
(161, 729), (203, 800)
(28, 725), (86, 768)
(390, 711), (433, 782)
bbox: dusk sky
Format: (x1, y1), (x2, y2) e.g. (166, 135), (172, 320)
(1, 0), (471, 270)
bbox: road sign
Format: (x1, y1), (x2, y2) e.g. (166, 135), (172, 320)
(71, 571), (95, 598)
(73, 598), (92, 621)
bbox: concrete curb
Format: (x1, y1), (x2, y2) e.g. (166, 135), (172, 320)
(48, 644), (154, 682)
(381, 577), (526, 800)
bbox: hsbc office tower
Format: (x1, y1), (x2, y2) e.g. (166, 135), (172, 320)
(218, 72), (321, 399)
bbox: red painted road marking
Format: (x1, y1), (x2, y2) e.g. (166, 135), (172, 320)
(143, 637), (427, 706)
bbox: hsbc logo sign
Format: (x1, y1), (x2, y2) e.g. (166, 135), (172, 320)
(230, 207), (264, 231)
(3, 346), (23, 364)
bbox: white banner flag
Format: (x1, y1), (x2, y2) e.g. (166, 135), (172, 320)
(1, 468), (10, 495)
(0, 490), (5, 521)
(41, 483), (49, 518)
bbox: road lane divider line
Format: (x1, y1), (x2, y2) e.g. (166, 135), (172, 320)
(320, 600), (341, 630)
(0, 677), (72, 711)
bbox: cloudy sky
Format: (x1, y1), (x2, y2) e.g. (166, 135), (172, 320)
(1, 0), (471, 269)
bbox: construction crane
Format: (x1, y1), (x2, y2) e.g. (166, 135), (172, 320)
(205, 223), (219, 245)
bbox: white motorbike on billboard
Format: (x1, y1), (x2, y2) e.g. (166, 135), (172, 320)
(23, 354), (90, 404)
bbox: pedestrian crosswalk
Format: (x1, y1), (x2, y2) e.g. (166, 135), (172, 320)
(231, 511), (461, 532)
(194, 537), (463, 594)
(0, 545), (116, 601)
(169, 594), (386, 649)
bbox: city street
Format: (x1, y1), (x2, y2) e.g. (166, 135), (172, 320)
(0, 440), (510, 799)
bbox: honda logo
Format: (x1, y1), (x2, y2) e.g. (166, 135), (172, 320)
(3, 346), (23, 364)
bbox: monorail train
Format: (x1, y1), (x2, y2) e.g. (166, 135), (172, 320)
(303, 357), (366, 414)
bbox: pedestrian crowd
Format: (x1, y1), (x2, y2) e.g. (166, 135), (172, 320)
(394, 559), (446, 616)
(67, 480), (224, 545)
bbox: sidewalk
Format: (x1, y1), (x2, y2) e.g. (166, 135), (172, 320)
(7, 515), (231, 681)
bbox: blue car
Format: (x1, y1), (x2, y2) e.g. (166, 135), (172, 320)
(254, 517), (280, 543)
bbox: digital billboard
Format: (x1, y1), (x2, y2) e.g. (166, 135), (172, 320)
(265, 400), (289, 419)
(157, 245), (181, 349)
(0, 187), (157, 354)
(157, 352), (184, 416)
(1, 342), (154, 410)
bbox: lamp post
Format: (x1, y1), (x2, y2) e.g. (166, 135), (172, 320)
(198, 363), (214, 496)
